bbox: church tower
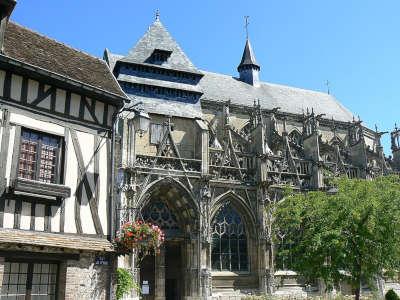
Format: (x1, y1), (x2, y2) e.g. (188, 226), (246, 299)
(237, 38), (260, 87)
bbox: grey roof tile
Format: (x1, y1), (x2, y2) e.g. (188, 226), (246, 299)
(122, 19), (198, 73)
(199, 71), (355, 122)
(108, 19), (355, 123)
(238, 39), (260, 70)
(127, 94), (202, 119)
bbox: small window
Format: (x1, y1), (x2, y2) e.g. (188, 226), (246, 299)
(18, 129), (63, 184)
(1, 261), (58, 299)
(147, 49), (172, 65)
(150, 123), (169, 145)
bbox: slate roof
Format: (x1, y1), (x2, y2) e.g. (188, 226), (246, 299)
(3, 22), (126, 98)
(108, 18), (355, 122)
(238, 39), (260, 70)
(199, 71), (355, 122)
(128, 94), (203, 119)
(122, 19), (200, 74)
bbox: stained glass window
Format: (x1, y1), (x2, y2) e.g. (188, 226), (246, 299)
(18, 129), (61, 184)
(142, 201), (179, 231)
(211, 204), (248, 271)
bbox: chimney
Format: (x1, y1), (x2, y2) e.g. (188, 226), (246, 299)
(0, 0), (16, 53)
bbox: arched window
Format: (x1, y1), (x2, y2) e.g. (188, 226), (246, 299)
(289, 130), (302, 146)
(211, 204), (248, 271)
(142, 201), (181, 237)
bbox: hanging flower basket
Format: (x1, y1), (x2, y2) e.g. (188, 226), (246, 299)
(113, 221), (165, 256)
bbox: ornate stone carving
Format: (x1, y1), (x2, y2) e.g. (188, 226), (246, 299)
(200, 183), (211, 244)
(201, 268), (212, 298)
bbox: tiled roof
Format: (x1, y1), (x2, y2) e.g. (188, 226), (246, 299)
(127, 94), (203, 119)
(108, 19), (355, 122)
(0, 228), (114, 252)
(199, 71), (355, 122)
(122, 19), (199, 73)
(3, 22), (126, 98)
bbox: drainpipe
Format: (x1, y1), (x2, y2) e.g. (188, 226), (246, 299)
(108, 109), (122, 300)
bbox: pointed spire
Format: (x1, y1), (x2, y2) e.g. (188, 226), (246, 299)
(238, 39), (260, 70)
(237, 16), (260, 86)
(237, 39), (260, 86)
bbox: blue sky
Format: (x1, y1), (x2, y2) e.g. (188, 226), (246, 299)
(11, 1), (400, 154)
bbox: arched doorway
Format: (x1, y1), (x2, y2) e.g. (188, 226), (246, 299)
(137, 178), (198, 300)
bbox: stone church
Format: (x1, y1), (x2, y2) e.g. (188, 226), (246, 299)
(0, 0), (399, 298)
(106, 14), (400, 300)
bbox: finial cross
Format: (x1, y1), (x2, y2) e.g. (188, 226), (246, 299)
(326, 80), (330, 95)
(244, 16), (250, 39)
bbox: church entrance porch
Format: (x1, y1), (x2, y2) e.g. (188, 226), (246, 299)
(165, 243), (183, 300)
(140, 242), (183, 300)
(134, 178), (201, 300)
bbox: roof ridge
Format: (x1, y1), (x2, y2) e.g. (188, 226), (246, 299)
(200, 69), (332, 97)
(8, 21), (105, 64)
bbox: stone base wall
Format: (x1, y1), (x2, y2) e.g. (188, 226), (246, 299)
(0, 257), (4, 296)
(0, 250), (114, 300)
(62, 252), (113, 300)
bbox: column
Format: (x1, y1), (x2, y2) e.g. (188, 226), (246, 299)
(0, 257), (4, 295)
(154, 246), (165, 300)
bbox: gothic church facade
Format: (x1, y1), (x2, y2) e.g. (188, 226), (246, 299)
(107, 15), (400, 300)
(0, 1), (398, 299)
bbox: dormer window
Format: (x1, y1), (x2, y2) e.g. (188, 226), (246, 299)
(148, 49), (172, 65)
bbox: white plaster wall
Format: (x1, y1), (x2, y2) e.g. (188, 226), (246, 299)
(36, 84), (52, 110)
(35, 203), (45, 231)
(98, 136), (108, 235)
(3, 199), (15, 229)
(70, 93), (80, 118)
(20, 201), (31, 230)
(10, 112), (65, 136)
(55, 89), (66, 114)
(83, 98), (94, 123)
(95, 101), (104, 124)
(64, 130), (78, 234)
(10, 74), (22, 102)
(77, 130), (96, 235)
(5, 126), (15, 187)
(51, 205), (61, 233)
(27, 79), (39, 103)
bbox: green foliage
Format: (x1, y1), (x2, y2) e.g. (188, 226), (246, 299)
(241, 296), (277, 300)
(386, 289), (400, 300)
(116, 268), (138, 300)
(242, 295), (360, 300)
(275, 176), (400, 296)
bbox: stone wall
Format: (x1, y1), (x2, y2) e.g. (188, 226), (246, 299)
(0, 257), (4, 296)
(63, 252), (112, 300)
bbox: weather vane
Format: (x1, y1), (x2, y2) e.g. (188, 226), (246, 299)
(326, 80), (330, 95)
(244, 16), (250, 39)
(155, 9), (160, 21)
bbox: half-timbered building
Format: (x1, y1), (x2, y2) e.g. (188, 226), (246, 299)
(0, 1), (126, 299)
(1, 2), (399, 299)
(106, 15), (399, 300)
